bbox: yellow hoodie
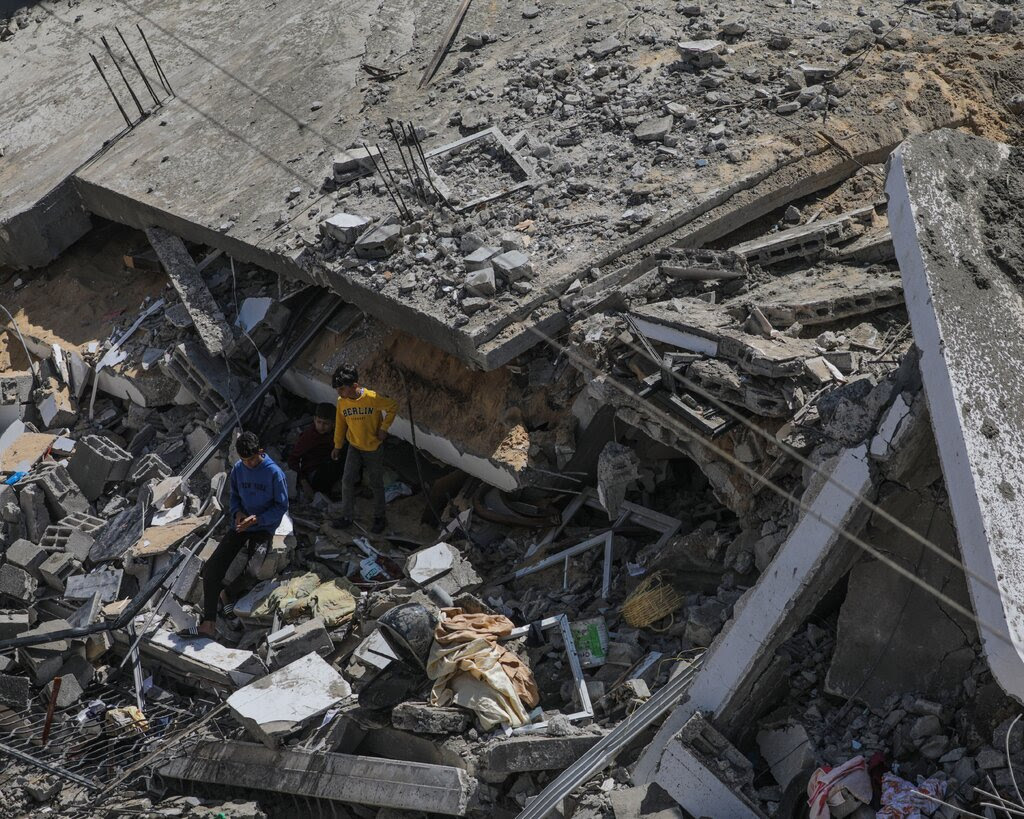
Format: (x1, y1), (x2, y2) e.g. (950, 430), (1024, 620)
(334, 388), (398, 452)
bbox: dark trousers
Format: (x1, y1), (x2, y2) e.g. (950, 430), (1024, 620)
(201, 528), (272, 621)
(340, 446), (385, 518)
(309, 457), (344, 495)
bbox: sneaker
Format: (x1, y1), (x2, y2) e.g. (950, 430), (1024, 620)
(370, 516), (386, 534)
(334, 516), (353, 530)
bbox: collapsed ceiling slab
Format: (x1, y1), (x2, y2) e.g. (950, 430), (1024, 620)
(887, 128), (1024, 703)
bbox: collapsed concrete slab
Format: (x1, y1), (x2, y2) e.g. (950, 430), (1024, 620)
(160, 740), (478, 815)
(887, 129), (1024, 703)
(634, 445), (872, 785)
(226, 652), (352, 747)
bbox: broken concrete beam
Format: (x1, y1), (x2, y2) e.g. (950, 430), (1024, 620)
(654, 713), (766, 818)
(146, 226), (235, 358)
(477, 734), (603, 783)
(160, 740), (478, 815)
(887, 129), (1024, 703)
(321, 213), (371, 244)
(729, 205), (874, 267)
(635, 445), (872, 781)
(735, 264), (904, 328)
(391, 702), (472, 735)
(67, 434), (132, 501)
(227, 652), (352, 747)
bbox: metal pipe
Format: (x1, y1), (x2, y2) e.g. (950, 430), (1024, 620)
(89, 53), (132, 127)
(115, 26), (161, 106)
(100, 35), (145, 118)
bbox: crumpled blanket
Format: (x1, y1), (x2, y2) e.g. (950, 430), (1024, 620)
(252, 573), (357, 627)
(808, 756), (873, 819)
(426, 609), (540, 730)
(876, 772), (946, 818)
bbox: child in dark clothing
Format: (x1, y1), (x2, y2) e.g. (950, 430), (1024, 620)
(182, 431), (288, 639)
(288, 403), (343, 496)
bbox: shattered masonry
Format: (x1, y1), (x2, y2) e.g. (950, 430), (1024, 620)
(2, 0), (1024, 817)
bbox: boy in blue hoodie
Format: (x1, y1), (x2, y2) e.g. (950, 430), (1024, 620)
(192, 431), (288, 638)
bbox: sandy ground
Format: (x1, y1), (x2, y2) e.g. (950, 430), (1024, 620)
(1, 224), (167, 353)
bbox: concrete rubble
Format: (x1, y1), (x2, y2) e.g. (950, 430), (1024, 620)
(2, 0), (1024, 817)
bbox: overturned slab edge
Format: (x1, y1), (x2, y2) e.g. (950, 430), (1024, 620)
(886, 130), (1024, 702)
(159, 740), (478, 816)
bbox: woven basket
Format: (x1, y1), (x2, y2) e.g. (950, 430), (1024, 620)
(621, 572), (684, 628)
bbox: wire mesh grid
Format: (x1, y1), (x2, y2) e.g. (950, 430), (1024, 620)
(0, 679), (233, 795)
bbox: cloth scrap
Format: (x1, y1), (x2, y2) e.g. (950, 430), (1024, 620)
(308, 579), (358, 628)
(252, 573), (357, 627)
(426, 608), (540, 730)
(876, 772), (946, 818)
(808, 755), (872, 819)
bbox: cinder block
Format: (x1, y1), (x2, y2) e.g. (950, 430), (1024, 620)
(18, 463), (88, 518)
(58, 511), (107, 537)
(17, 483), (50, 543)
(39, 552), (80, 592)
(129, 453), (172, 485)
(40, 525), (93, 562)
(0, 610), (31, 640)
(5, 539), (48, 577)
(67, 435), (133, 501)
(0, 564), (38, 603)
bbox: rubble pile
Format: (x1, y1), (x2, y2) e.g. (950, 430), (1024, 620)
(5, 0), (1024, 817)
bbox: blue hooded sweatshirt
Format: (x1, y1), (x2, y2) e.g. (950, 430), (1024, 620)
(229, 454), (288, 533)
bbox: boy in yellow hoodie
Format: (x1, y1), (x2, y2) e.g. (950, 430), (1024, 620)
(330, 364), (398, 533)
